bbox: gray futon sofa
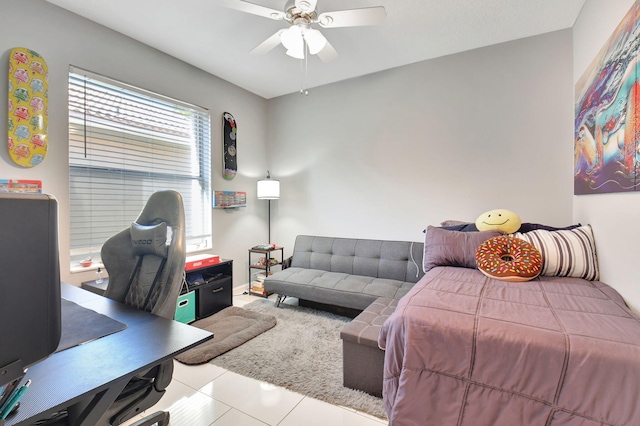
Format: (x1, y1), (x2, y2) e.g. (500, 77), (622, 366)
(263, 235), (424, 397)
(264, 235), (424, 311)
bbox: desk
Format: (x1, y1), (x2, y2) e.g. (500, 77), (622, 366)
(5, 284), (213, 426)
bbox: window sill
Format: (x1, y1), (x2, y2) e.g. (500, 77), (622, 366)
(70, 262), (104, 274)
(69, 248), (211, 274)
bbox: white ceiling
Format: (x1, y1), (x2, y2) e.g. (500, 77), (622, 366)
(45, 0), (585, 99)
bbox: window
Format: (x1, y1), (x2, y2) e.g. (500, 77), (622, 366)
(68, 67), (211, 267)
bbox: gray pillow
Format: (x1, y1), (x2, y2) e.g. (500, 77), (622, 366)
(423, 226), (502, 272)
(440, 219), (471, 227)
(130, 222), (168, 258)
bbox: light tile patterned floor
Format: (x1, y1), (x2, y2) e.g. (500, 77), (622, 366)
(124, 291), (387, 426)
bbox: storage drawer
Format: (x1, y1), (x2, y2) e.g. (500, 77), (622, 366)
(174, 290), (196, 324)
(196, 275), (232, 319)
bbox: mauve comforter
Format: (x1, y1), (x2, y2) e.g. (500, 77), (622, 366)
(379, 266), (640, 425)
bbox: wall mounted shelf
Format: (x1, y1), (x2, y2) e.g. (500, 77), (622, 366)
(213, 190), (246, 208)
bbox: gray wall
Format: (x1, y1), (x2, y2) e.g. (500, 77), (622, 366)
(267, 30), (574, 249)
(1, 0), (270, 286)
(9, 1), (634, 311)
(573, 0), (640, 311)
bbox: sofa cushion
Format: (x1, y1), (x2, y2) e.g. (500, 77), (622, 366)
(340, 297), (398, 397)
(289, 235), (424, 283)
(341, 297), (398, 348)
(265, 267), (414, 311)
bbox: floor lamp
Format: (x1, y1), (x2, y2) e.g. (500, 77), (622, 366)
(257, 171), (280, 244)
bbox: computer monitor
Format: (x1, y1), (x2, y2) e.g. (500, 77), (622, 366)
(0, 193), (61, 387)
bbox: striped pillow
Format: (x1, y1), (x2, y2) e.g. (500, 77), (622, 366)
(512, 225), (599, 281)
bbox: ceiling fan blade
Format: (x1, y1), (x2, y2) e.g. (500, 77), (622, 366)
(316, 40), (339, 63)
(295, 0), (317, 13)
(317, 7), (386, 28)
(219, 0), (286, 20)
(250, 30), (285, 55)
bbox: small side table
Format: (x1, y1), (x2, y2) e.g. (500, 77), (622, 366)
(81, 278), (109, 296)
(248, 247), (284, 297)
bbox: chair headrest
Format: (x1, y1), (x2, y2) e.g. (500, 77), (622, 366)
(136, 190), (185, 231)
(130, 222), (168, 258)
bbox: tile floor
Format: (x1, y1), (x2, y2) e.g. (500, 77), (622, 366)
(124, 290), (388, 426)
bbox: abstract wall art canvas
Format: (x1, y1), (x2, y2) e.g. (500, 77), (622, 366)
(574, 3), (639, 195)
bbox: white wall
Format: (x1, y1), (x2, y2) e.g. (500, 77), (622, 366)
(573, 0), (640, 311)
(267, 30), (575, 253)
(0, 0), (270, 287)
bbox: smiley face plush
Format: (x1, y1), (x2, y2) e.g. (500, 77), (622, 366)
(475, 209), (521, 234)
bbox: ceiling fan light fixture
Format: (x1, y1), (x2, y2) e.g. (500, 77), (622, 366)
(280, 25), (302, 50)
(281, 25), (306, 59)
(304, 28), (327, 55)
(286, 47), (305, 59)
(224, 0), (387, 65)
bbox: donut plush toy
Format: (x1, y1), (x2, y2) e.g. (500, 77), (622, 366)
(475, 209), (522, 234)
(475, 235), (542, 282)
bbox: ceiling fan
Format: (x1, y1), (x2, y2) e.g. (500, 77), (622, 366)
(221, 0), (386, 62)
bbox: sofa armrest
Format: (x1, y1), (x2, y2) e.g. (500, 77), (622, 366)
(282, 255), (293, 269)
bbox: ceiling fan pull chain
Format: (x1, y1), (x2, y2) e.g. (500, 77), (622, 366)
(300, 42), (309, 96)
(304, 45), (309, 96)
(299, 55), (304, 95)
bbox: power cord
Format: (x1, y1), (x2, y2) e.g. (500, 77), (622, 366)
(410, 241), (420, 278)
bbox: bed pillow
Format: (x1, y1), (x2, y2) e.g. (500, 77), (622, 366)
(439, 220), (582, 234)
(423, 226), (502, 273)
(475, 235), (543, 282)
(440, 220), (471, 227)
(512, 224), (599, 280)
(130, 222), (168, 258)
(441, 223), (479, 232)
(517, 223), (582, 233)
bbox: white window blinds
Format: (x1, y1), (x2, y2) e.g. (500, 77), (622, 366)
(68, 67), (211, 264)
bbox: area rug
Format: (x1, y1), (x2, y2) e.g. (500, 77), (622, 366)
(175, 306), (276, 364)
(211, 298), (387, 420)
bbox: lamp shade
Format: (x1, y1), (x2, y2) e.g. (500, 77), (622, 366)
(281, 26), (304, 59)
(285, 47), (305, 60)
(257, 177), (280, 200)
(304, 29), (327, 55)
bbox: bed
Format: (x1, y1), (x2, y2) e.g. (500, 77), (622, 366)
(378, 226), (640, 425)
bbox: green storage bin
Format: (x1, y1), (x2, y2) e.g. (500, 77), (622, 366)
(174, 290), (196, 324)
